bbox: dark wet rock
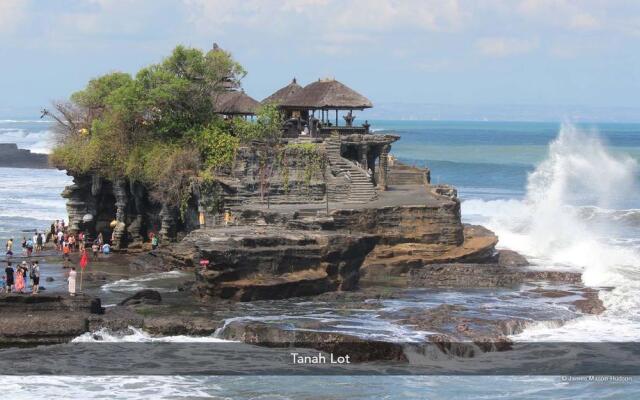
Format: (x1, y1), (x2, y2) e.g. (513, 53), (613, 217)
(573, 289), (606, 314)
(409, 263), (582, 288)
(218, 320), (407, 362)
(496, 249), (529, 267)
(427, 334), (512, 357)
(88, 306), (144, 332)
(530, 288), (575, 298)
(119, 289), (162, 306)
(379, 304), (529, 342)
(0, 294), (103, 345)
(0, 312), (89, 345)
(45, 277), (54, 282)
(0, 293), (103, 314)
(496, 319), (531, 336)
(142, 316), (220, 336)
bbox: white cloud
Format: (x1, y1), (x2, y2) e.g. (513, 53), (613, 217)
(182, 0), (468, 54)
(569, 13), (601, 30)
(475, 37), (539, 57)
(0, 0), (28, 34)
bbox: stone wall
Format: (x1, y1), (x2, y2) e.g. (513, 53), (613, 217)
(226, 145), (328, 206)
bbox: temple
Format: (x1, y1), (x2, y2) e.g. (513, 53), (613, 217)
(261, 77), (400, 196)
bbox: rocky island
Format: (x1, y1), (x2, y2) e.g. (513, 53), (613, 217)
(0, 143), (50, 169)
(0, 44), (605, 363)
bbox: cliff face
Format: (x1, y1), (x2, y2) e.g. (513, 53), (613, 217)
(175, 227), (379, 301)
(62, 174), (199, 249)
(331, 203), (464, 246)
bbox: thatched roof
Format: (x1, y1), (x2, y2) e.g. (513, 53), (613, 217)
(214, 90), (260, 115)
(261, 78), (302, 105)
(280, 78), (373, 110)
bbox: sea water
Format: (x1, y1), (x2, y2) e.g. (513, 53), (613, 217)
(1, 118), (640, 398)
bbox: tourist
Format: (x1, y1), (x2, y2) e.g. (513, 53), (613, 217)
(25, 237), (33, 257)
(68, 267), (77, 296)
(91, 241), (99, 260)
(78, 232), (85, 252)
(69, 234), (76, 252)
(32, 231), (39, 253)
(102, 242), (111, 255)
(57, 230), (64, 248)
(31, 261), (40, 294)
(40, 232), (46, 249)
(62, 242), (71, 268)
(6, 238), (13, 253)
(20, 261), (29, 291)
(151, 234), (159, 250)
(14, 264), (25, 293)
(97, 232), (104, 247)
(36, 231), (44, 253)
(21, 236), (27, 255)
(4, 263), (13, 293)
(0, 273), (5, 293)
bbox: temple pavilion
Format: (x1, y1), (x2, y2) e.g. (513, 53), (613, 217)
(213, 90), (260, 119)
(263, 77), (373, 138)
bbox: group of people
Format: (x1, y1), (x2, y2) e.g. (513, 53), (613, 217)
(5, 231), (47, 259)
(48, 220), (112, 266)
(2, 219), (163, 297)
(1, 261), (40, 294)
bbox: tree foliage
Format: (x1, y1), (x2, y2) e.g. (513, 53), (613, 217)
(49, 45), (249, 210)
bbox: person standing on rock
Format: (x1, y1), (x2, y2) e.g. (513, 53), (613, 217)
(6, 238), (13, 257)
(25, 238), (33, 257)
(56, 230), (64, 251)
(20, 261), (29, 292)
(91, 240), (99, 260)
(62, 242), (71, 268)
(4, 262), (14, 293)
(68, 267), (77, 296)
(78, 232), (85, 252)
(14, 264), (25, 293)
(31, 261), (40, 294)
(68, 234), (76, 252)
(151, 233), (159, 250)
(36, 232), (43, 253)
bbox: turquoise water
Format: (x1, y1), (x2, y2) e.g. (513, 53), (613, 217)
(374, 120), (640, 202)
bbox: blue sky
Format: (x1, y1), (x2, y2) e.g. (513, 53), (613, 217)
(1, 0), (639, 120)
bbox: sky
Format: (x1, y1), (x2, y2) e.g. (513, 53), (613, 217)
(1, 0), (640, 121)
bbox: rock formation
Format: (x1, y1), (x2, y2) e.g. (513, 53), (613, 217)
(0, 143), (50, 169)
(179, 227), (378, 301)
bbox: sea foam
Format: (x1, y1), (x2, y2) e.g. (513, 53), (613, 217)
(463, 123), (640, 340)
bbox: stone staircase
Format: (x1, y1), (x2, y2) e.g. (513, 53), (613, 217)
(325, 134), (377, 203)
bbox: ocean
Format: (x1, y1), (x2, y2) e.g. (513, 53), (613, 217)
(1, 118), (640, 398)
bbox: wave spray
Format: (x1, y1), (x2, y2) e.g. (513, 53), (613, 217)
(464, 123), (640, 340)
